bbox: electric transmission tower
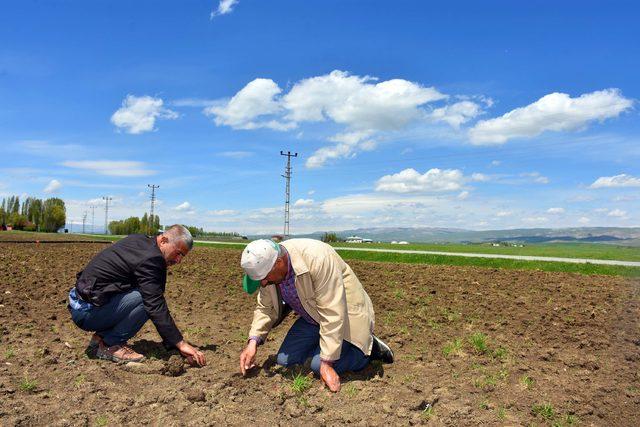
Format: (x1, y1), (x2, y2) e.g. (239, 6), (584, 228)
(82, 211), (87, 234)
(280, 151), (298, 238)
(102, 196), (112, 235)
(89, 205), (96, 234)
(148, 184), (159, 235)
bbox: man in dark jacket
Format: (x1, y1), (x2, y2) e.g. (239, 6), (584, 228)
(68, 224), (206, 365)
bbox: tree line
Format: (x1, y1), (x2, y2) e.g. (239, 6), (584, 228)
(0, 196), (66, 232)
(108, 213), (160, 235)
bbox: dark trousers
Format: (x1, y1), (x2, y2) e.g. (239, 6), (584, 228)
(276, 317), (370, 374)
(69, 290), (149, 347)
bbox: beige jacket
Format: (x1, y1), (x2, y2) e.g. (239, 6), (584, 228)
(248, 238), (375, 361)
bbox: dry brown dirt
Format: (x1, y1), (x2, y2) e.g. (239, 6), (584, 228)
(0, 242), (638, 426)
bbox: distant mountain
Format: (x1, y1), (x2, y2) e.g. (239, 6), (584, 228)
(268, 227), (640, 246)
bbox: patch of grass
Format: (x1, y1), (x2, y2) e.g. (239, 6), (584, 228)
(441, 307), (461, 322)
(442, 338), (463, 358)
(382, 311), (396, 326)
(290, 372), (312, 394)
(297, 396), (310, 407)
(493, 347), (508, 360)
(94, 415), (108, 426)
(532, 403), (555, 420)
(497, 407), (506, 420)
(393, 289), (405, 300)
(19, 377), (37, 393)
(421, 406), (435, 419)
(469, 332), (489, 354)
(335, 250), (640, 277)
(427, 318), (441, 330)
(74, 374), (86, 387)
(344, 383), (359, 397)
(479, 400), (490, 410)
(553, 414), (578, 426)
(473, 374), (497, 389)
(4, 348), (15, 359)
(520, 375), (535, 389)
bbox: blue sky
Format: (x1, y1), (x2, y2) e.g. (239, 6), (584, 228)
(1, 0), (639, 234)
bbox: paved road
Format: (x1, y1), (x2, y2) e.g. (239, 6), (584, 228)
(195, 240), (640, 267)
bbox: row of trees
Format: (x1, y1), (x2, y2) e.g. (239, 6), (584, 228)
(183, 227), (242, 238)
(0, 196), (66, 232)
(108, 213), (160, 235)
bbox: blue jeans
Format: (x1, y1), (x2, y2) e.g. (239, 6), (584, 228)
(69, 290), (149, 347)
(276, 317), (370, 374)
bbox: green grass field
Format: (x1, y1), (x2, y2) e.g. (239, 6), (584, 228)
(328, 241), (640, 262)
(5, 231), (638, 277)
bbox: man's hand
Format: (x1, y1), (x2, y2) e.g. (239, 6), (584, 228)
(176, 340), (206, 367)
(319, 360), (340, 392)
(239, 340), (258, 375)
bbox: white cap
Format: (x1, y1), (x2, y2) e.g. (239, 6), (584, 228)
(241, 239), (280, 280)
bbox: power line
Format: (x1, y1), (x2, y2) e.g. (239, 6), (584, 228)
(280, 151), (298, 238)
(102, 196), (112, 235)
(148, 184), (159, 235)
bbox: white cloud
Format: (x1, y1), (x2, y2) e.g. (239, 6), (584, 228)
(294, 198), (314, 207)
(496, 210), (512, 217)
(175, 202), (192, 211)
(547, 207), (565, 214)
(375, 168), (466, 193)
(469, 89), (633, 145)
(43, 179), (61, 194)
(590, 174), (640, 189)
(211, 0), (239, 18)
(578, 217), (591, 224)
(457, 191), (469, 200)
(308, 190), (315, 195)
(62, 160), (155, 177)
(490, 160), (501, 167)
(208, 209), (238, 216)
(429, 100), (483, 128)
(520, 172), (549, 184)
(204, 79), (294, 131)
(608, 209), (627, 218)
(218, 151), (254, 159)
(471, 173), (490, 182)
(207, 70), (478, 168)
(522, 216), (549, 223)
(111, 95), (178, 134)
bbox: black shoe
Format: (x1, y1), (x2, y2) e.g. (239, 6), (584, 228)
(371, 335), (394, 364)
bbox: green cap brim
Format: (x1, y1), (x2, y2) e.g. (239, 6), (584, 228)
(243, 274), (260, 294)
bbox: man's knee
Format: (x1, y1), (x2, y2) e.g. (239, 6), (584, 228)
(310, 354), (321, 374)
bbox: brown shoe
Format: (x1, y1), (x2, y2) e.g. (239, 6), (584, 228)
(96, 343), (145, 363)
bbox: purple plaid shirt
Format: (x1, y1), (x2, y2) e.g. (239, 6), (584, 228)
(278, 248), (318, 326)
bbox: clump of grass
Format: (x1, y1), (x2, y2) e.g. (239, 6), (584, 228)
(442, 338), (463, 358)
(497, 407), (506, 420)
(19, 377), (37, 393)
(520, 375), (535, 389)
(344, 383), (358, 397)
(469, 332), (489, 354)
(290, 372), (312, 394)
(94, 415), (108, 426)
(556, 414), (578, 426)
(4, 348), (15, 359)
(421, 406), (435, 419)
(478, 400), (489, 410)
(393, 289), (405, 300)
(427, 319), (441, 330)
(493, 347), (508, 360)
(74, 374), (86, 387)
(532, 403), (555, 420)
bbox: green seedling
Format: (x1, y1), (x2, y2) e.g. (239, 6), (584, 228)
(94, 415), (108, 426)
(344, 383), (358, 397)
(19, 377), (37, 393)
(520, 375), (535, 389)
(532, 403), (555, 420)
(442, 338), (463, 358)
(291, 372), (312, 394)
(469, 332), (489, 354)
(4, 348), (15, 359)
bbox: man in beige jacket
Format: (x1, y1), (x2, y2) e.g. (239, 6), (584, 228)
(239, 239), (393, 392)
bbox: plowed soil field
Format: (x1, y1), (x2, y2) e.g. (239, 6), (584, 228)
(0, 242), (638, 426)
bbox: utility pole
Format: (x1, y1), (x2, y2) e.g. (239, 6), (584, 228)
(280, 151), (298, 238)
(147, 184), (159, 235)
(89, 205), (96, 234)
(82, 211), (87, 234)
(102, 196), (112, 235)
